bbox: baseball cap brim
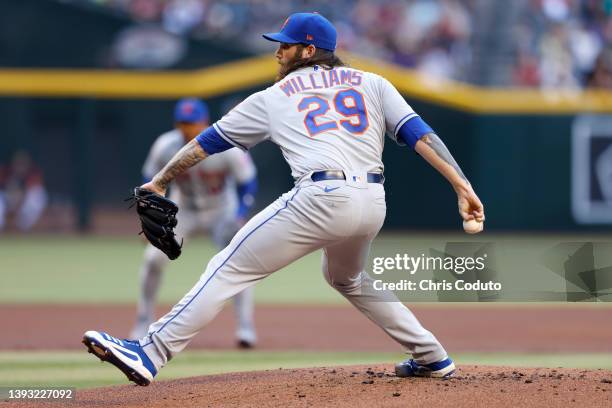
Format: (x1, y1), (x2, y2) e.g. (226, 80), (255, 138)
(262, 32), (301, 45)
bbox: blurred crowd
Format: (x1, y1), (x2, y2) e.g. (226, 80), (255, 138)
(513, 0), (612, 88)
(71, 0), (612, 88)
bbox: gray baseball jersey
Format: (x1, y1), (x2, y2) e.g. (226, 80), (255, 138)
(141, 67), (448, 371)
(143, 130), (256, 211)
(212, 66), (415, 179)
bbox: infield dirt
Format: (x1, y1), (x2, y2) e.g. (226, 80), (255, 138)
(4, 365), (612, 407)
(3, 304), (612, 407)
(2, 304), (611, 352)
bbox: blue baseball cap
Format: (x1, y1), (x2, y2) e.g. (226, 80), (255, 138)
(263, 13), (337, 52)
(174, 98), (209, 123)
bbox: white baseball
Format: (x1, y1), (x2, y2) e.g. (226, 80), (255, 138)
(463, 219), (483, 234)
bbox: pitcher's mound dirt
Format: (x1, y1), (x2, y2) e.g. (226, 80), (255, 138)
(7, 365), (612, 408)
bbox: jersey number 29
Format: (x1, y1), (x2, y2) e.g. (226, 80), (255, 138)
(298, 89), (369, 137)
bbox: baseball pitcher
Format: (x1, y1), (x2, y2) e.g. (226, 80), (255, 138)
(84, 13), (485, 385)
(131, 98), (258, 348)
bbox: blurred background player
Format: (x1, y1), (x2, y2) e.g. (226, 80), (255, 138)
(132, 98), (259, 348)
(0, 150), (48, 232)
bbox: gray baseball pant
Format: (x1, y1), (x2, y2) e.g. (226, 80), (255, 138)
(140, 177), (448, 370)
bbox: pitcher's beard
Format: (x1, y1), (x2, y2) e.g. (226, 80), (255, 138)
(275, 52), (307, 82)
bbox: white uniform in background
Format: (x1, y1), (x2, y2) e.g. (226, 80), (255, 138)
(133, 129), (257, 347)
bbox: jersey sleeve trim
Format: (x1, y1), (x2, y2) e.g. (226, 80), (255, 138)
(213, 123), (248, 151)
(397, 115), (434, 148)
(196, 126), (234, 155)
(393, 112), (419, 136)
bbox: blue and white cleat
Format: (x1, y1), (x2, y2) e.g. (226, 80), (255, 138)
(395, 357), (456, 378)
(82, 330), (157, 386)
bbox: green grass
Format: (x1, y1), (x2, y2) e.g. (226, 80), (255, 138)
(456, 352), (612, 369)
(3, 235), (610, 390)
(0, 235), (340, 304)
(2, 233), (612, 304)
(0, 351), (610, 389)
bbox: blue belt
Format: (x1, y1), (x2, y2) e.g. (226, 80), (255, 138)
(311, 170), (385, 184)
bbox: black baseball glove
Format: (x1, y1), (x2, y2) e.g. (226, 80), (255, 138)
(128, 187), (182, 260)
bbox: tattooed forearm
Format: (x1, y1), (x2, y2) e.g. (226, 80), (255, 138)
(152, 139), (208, 190)
(420, 133), (468, 183)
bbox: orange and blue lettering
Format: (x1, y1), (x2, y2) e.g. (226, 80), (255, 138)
(279, 80), (296, 97)
(329, 69), (340, 87)
(309, 73), (322, 89)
